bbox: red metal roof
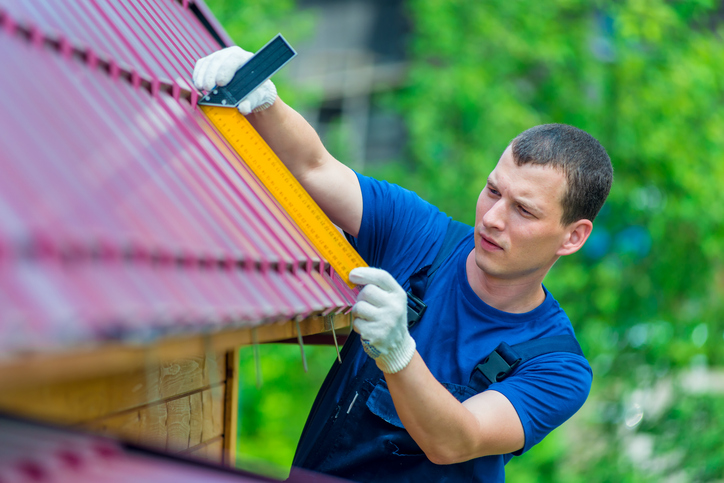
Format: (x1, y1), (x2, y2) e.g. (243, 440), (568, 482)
(0, 0), (356, 354)
(0, 415), (351, 482)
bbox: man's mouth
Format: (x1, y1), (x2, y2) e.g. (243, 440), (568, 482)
(480, 234), (503, 251)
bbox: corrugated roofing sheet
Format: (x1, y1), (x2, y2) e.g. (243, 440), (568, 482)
(0, 415), (350, 482)
(0, 0), (357, 355)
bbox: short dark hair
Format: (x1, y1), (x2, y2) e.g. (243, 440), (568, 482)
(511, 124), (613, 225)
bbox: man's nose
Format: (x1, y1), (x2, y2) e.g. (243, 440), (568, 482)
(482, 200), (506, 231)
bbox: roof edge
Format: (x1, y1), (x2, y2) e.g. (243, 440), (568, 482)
(187, 0), (236, 49)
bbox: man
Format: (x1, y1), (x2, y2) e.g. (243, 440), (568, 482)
(194, 45), (613, 482)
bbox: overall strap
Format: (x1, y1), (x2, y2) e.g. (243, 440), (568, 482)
(406, 220), (471, 327)
(469, 335), (584, 392)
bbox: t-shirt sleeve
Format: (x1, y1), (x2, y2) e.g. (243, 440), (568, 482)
(489, 352), (593, 455)
(347, 172), (450, 283)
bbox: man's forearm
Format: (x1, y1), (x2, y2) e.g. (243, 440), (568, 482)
(244, 97), (363, 236)
(245, 97), (327, 182)
(385, 352), (525, 464)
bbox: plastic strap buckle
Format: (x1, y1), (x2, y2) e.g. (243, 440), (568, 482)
(406, 290), (427, 328)
(476, 345), (520, 385)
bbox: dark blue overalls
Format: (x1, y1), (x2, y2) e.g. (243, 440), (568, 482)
(292, 221), (583, 482)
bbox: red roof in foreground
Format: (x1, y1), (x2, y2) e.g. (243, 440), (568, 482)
(0, 0), (356, 354)
(0, 414), (350, 482)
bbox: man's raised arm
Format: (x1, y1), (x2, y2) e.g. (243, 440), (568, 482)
(193, 46), (363, 237)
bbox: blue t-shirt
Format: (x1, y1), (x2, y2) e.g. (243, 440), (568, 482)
(348, 173), (592, 462)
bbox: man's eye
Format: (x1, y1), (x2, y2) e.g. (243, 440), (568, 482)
(488, 187), (500, 196)
(519, 205), (532, 216)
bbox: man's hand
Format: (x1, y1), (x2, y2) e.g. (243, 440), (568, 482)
(349, 267), (416, 374)
(192, 46), (277, 115)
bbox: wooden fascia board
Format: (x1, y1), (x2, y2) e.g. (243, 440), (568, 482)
(0, 313), (351, 391)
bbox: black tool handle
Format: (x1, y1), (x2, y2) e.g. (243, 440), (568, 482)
(197, 34), (296, 107)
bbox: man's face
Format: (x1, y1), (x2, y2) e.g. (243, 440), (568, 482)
(472, 146), (571, 282)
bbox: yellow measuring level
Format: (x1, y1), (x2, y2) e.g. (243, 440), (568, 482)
(201, 104), (366, 287)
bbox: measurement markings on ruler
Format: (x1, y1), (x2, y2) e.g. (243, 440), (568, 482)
(201, 105), (366, 287)
(197, 35), (366, 286)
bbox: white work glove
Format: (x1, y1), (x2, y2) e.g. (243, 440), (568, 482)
(349, 267), (416, 374)
(192, 46), (277, 115)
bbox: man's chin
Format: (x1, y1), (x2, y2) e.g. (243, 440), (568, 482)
(473, 253), (507, 278)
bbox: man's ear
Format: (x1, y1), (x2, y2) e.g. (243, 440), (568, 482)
(557, 219), (593, 256)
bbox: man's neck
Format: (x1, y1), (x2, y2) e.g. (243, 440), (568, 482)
(465, 251), (547, 314)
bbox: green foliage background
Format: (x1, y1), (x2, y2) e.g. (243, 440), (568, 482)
(205, 0), (724, 481)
